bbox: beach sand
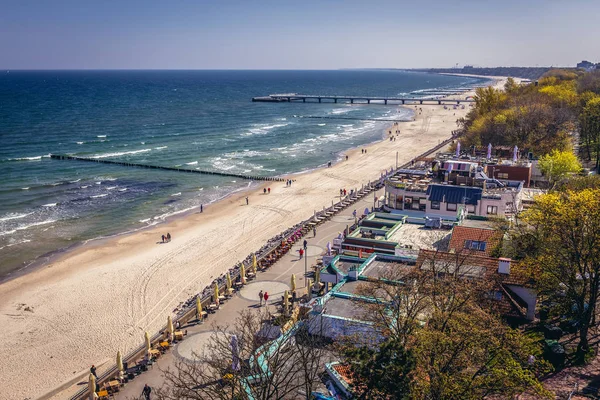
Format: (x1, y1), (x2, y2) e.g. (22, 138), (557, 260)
(0, 77), (508, 400)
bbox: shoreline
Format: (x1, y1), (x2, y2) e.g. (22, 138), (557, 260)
(0, 77), (505, 400)
(0, 113), (406, 286)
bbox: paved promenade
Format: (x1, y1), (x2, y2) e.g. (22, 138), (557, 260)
(115, 191), (379, 398)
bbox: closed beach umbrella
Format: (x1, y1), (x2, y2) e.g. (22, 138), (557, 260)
(487, 143), (492, 159)
(326, 242), (331, 256)
(167, 315), (174, 341)
(88, 373), (96, 397)
(456, 141), (461, 157)
(196, 297), (203, 320)
(226, 272), (232, 292)
(231, 334), (240, 371)
(144, 331), (151, 355)
(315, 267), (320, 285)
(116, 350), (124, 375)
(306, 278), (312, 295)
(513, 145), (519, 162)
(214, 283), (220, 306)
(283, 290), (290, 313)
(240, 264), (247, 285)
(291, 274), (296, 292)
(252, 253), (258, 274)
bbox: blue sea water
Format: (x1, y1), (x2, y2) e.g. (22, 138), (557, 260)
(0, 70), (489, 277)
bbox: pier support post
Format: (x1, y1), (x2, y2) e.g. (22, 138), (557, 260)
(318, 98), (321, 103)
(384, 99), (387, 105)
(350, 99), (353, 104)
(334, 99), (337, 103)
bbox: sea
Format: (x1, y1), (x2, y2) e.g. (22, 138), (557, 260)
(0, 70), (490, 278)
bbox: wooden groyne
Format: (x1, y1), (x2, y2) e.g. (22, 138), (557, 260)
(50, 154), (284, 182)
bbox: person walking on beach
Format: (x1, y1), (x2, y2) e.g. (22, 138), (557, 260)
(90, 365), (97, 378)
(263, 292), (269, 304)
(200, 204), (203, 213)
(245, 197), (249, 205)
(259, 290), (264, 306)
(313, 226), (317, 238)
(167, 233), (171, 242)
(161, 235), (165, 243)
(268, 188), (271, 194)
(142, 384), (152, 400)
(264, 188), (267, 194)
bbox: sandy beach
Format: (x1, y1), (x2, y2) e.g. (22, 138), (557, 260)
(0, 77), (507, 400)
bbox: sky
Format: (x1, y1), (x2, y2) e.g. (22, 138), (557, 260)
(0, 0), (598, 69)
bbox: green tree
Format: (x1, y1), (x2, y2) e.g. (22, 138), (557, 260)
(523, 189), (600, 363)
(343, 338), (414, 400)
(538, 149), (581, 188)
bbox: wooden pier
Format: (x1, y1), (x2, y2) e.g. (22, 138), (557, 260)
(50, 154), (284, 182)
(252, 93), (474, 105)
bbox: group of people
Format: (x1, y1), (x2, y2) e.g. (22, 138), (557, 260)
(258, 290), (269, 306)
(285, 179), (294, 186)
(339, 188), (348, 197)
(161, 233), (171, 243)
(90, 364), (152, 399)
(263, 187), (271, 194)
(361, 148), (368, 154)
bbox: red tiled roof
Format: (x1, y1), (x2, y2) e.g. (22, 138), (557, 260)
(448, 225), (500, 256)
(333, 363), (354, 385)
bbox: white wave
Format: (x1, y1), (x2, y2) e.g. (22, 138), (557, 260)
(317, 123), (326, 126)
(186, 161), (198, 165)
(21, 187), (29, 190)
(91, 194), (108, 198)
(69, 179), (81, 183)
(80, 185), (89, 189)
(0, 220), (57, 236)
(154, 146), (168, 150)
(171, 192), (181, 196)
(329, 108), (353, 115)
(242, 123), (288, 136)
(139, 218), (151, 223)
(223, 150), (268, 158)
(90, 149), (152, 159)
(76, 141), (85, 145)
(8, 154), (50, 161)
(141, 142), (145, 144)
(198, 188), (204, 191)
(42, 203), (57, 207)
(0, 239), (31, 251)
(119, 188), (128, 192)
(231, 180), (236, 183)
(0, 212), (32, 222)
(97, 135), (107, 138)
(95, 181), (102, 185)
(106, 186), (117, 190)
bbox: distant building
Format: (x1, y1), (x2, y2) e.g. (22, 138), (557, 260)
(577, 60), (596, 71)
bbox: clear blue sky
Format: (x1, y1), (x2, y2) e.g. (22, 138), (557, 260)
(0, 0), (597, 69)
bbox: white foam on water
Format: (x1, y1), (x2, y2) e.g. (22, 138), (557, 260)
(0, 219), (57, 236)
(91, 194), (108, 198)
(329, 107), (353, 115)
(186, 161), (198, 165)
(8, 154), (50, 161)
(139, 218), (151, 223)
(0, 212), (33, 222)
(90, 148), (152, 159)
(317, 123), (326, 126)
(154, 146), (168, 150)
(118, 188), (128, 192)
(171, 192), (181, 196)
(76, 141), (85, 145)
(97, 135), (107, 138)
(106, 186), (117, 190)
(21, 187), (29, 190)
(42, 203), (57, 207)
(69, 179), (81, 183)
(242, 123), (288, 136)
(80, 185), (89, 189)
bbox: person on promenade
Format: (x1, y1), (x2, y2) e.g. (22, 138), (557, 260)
(303, 239), (308, 249)
(313, 227), (317, 238)
(263, 292), (269, 305)
(245, 197), (249, 205)
(175, 320), (181, 330)
(299, 248), (304, 259)
(142, 384), (152, 400)
(90, 365), (97, 378)
(259, 290), (264, 306)
(353, 209), (357, 219)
